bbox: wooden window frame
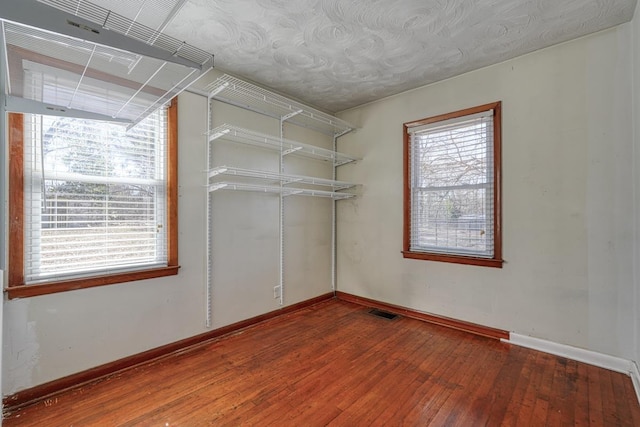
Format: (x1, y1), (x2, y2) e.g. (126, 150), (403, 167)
(402, 101), (503, 268)
(7, 99), (179, 299)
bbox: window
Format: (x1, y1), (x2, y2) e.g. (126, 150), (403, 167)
(403, 102), (503, 267)
(8, 100), (178, 298)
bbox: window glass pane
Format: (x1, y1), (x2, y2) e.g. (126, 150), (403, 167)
(411, 188), (492, 256)
(41, 114), (162, 180)
(414, 121), (491, 188)
(24, 109), (167, 283)
(408, 109), (496, 259)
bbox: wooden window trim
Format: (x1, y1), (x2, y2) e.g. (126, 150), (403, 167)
(6, 99), (179, 299)
(402, 101), (503, 268)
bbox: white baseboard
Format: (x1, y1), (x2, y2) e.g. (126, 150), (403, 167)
(504, 333), (640, 405)
(631, 361), (640, 407)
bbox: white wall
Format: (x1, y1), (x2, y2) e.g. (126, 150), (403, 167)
(336, 24), (637, 360)
(633, 5), (640, 369)
(2, 77), (335, 395)
(208, 74), (336, 326)
(2, 92), (208, 395)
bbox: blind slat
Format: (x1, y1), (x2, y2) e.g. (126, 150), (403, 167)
(408, 110), (493, 135)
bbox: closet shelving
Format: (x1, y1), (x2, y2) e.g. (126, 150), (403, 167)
(208, 182), (355, 200)
(208, 124), (357, 166)
(205, 74), (358, 326)
(204, 74), (355, 136)
(208, 166), (356, 192)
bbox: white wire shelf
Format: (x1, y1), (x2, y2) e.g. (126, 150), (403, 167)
(205, 75), (355, 136)
(208, 182), (355, 200)
(208, 124), (358, 166)
(209, 166), (355, 191)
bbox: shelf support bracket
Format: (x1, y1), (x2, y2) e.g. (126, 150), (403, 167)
(282, 109), (303, 122)
(208, 82), (229, 99)
(334, 128), (353, 139)
(282, 178), (303, 186)
(208, 183), (228, 192)
(283, 146), (303, 156)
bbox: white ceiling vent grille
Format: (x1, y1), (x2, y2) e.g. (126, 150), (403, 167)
(0, 0), (213, 126)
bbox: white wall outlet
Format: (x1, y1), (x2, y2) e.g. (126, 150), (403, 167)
(273, 285), (281, 299)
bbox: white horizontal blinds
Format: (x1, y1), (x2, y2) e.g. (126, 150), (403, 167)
(409, 110), (494, 257)
(23, 108), (167, 284)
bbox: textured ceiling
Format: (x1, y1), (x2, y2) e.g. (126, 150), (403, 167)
(160, 0), (637, 113)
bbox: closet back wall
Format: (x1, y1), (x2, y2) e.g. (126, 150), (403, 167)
(208, 94), (337, 323)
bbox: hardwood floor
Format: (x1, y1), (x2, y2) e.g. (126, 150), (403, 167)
(4, 299), (640, 426)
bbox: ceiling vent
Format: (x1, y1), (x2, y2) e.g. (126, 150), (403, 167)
(0, 0), (213, 127)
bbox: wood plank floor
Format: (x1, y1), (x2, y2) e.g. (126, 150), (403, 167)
(4, 299), (640, 426)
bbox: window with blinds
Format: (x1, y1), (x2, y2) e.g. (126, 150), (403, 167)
(403, 102), (503, 267)
(23, 108), (168, 284)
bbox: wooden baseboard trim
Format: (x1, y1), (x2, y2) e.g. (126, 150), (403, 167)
(3, 292), (334, 413)
(335, 291), (509, 340)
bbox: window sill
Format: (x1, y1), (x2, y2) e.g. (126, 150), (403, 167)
(5, 266), (180, 299)
(402, 251), (503, 268)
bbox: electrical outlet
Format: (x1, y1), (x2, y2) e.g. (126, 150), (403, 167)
(273, 285), (281, 299)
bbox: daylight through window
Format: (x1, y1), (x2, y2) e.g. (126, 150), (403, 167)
(8, 101), (179, 298)
(24, 110), (168, 283)
(403, 102), (502, 267)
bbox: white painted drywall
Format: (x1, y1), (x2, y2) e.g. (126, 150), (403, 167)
(207, 73), (336, 326)
(336, 24), (637, 360)
(2, 92), (208, 395)
(2, 78), (335, 394)
(632, 4), (640, 371)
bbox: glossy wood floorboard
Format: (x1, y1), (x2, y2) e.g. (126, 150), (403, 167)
(4, 299), (640, 426)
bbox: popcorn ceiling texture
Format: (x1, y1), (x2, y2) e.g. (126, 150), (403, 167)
(169, 0), (635, 112)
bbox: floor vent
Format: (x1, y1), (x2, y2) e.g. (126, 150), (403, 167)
(369, 308), (399, 320)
